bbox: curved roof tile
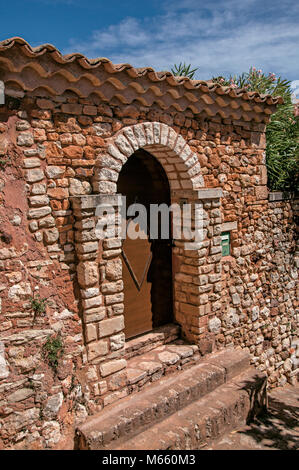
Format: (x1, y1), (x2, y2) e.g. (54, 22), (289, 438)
(0, 37), (283, 122)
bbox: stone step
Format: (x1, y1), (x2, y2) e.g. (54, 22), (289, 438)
(112, 368), (267, 450)
(125, 340), (200, 394)
(75, 348), (252, 450)
(124, 323), (180, 360)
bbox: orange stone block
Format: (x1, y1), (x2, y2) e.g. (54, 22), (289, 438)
(86, 135), (105, 147)
(83, 146), (95, 159)
(78, 115), (93, 126)
(63, 145), (84, 159)
(61, 199), (69, 210)
(45, 141), (62, 158)
(47, 132), (59, 141)
(47, 187), (69, 200)
(50, 200), (62, 211)
(33, 128), (46, 142)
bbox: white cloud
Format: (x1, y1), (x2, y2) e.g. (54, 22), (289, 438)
(85, 18), (151, 51)
(64, 0), (299, 80)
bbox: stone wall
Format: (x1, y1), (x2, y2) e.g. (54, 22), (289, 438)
(218, 196), (298, 388)
(0, 92), (298, 449)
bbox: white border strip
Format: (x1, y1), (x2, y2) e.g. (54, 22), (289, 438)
(0, 81), (4, 105)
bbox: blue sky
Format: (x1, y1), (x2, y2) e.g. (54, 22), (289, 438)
(1, 0), (299, 85)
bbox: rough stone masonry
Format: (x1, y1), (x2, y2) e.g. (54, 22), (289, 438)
(0, 37), (297, 449)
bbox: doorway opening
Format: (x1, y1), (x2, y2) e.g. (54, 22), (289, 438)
(117, 148), (173, 339)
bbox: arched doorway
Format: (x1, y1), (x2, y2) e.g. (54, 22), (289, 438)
(117, 149), (173, 339)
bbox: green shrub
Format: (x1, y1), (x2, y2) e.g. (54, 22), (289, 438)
(43, 334), (64, 372)
(171, 62), (198, 79)
(212, 68), (299, 192)
(171, 64), (299, 191)
(30, 294), (47, 317)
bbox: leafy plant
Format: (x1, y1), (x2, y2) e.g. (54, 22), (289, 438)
(212, 67), (292, 99)
(0, 157), (9, 168)
(211, 68), (299, 192)
(30, 294), (47, 317)
(266, 101), (299, 191)
(43, 334), (64, 372)
(171, 62), (198, 79)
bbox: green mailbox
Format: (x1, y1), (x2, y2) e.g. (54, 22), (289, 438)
(221, 231), (230, 256)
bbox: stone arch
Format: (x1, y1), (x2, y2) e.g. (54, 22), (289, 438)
(71, 120), (223, 371)
(92, 122), (205, 194)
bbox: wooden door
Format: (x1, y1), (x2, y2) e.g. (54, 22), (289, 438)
(121, 219), (153, 338)
(118, 149), (173, 339)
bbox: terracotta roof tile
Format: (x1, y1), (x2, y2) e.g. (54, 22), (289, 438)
(0, 37), (283, 123)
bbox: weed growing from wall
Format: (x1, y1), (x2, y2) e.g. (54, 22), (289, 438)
(42, 334), (64, 372)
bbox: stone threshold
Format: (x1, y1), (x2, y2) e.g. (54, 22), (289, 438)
(126, 339), (200, 394)
(124, 323), (181, 360)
